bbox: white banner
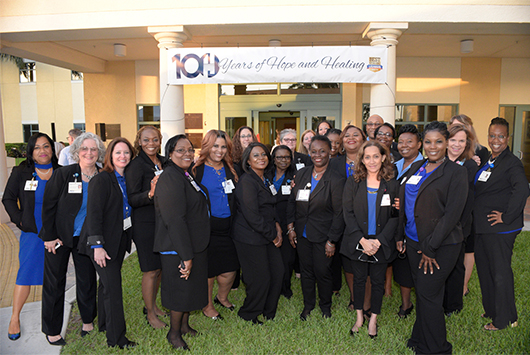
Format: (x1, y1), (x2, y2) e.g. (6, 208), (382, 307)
(167, 46), (387, 85)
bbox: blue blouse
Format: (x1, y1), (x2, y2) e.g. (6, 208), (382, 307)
(114, 170), (131, 219)
(395, 152), (424, 180)
(73, 181), (88, 237)
(302, 175), (319, 239)
(367, 187), (378, 236)
(273, 172), (285, 193)
(201, 165), (230, 218)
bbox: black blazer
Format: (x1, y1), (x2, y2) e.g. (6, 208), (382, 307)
(460, 159), (479, 238)
(473, 149), (530, 234)
(2, 160), (60, 233)
(475, 144), (489, 166)
(39, 164), (99, 247)
(125, 150), (166, 231)
(293, 152), (313, 171)
(397, 158), (468, 258)
(153, 162), (210, 261)
(265, 167), (296, 230)
(341, 177), (399, 262)
(287, 166), (345, 243)
(329, 154), (349, 180)
(194, 161), (237, 216)
(232, 169), (277, 246)
(79, 171), (132, 259)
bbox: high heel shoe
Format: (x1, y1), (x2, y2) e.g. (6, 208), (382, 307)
(368, 324), (378, 339)
(203, 312), (223, 320)
(46, 335), (66, 346)
(349, 320), (364, 336)
(363, 308), (372, 321)
(214, 296), (235, 311)
(398, 304), (414, 319)
(8, 332), (20, 341)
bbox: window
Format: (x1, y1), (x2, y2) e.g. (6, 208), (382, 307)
(71, 71), (83, 81)
(23, 124), (39, 142)
(19, 62), (36, 83)
(137, 105), (160, 129)
(73, 123), (86, 132)
(221, 83), (340, 96)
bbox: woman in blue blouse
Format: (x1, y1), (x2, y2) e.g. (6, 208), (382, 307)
(2, 133), (59, 341)
(192, 130), (240, 320)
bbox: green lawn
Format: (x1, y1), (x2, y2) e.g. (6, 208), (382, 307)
(63, 233), (530, 354)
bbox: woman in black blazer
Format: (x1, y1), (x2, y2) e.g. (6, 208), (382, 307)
(40, 132), (104, 344)
(232, 142), (283, 324)
(192, 130), (239, 320)
(287, 135), (345, 320)
(79, 137), (136, 349)
(473, 117), (530, 331)
(341, 140), (399, 338)
(2, 133), (59, 342)
(397, 122), (468, 354)
(153, 135), (210, 351)
(125, 126), (167, 329)
(266, 145), (297, 299)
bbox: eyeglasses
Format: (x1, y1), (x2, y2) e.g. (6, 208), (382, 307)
(488, 134), (507, 140)
(282, 138), (297, 143)
(174, 148), (195, 155)
(366, 123), (382, 127)
(80, 147), (98, 153)
(377, 132), (393, 138)
(275, 155), (291, 161)
(240, 134), (252, 139)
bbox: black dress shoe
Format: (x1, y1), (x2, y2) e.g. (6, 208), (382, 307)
(80, 329), (92, 337)
(46, 335), (66, 346)
(398, 304), (414, 319)
(322, 311), (331, 319)
(116, 340), (137, 349)
(214, 296), (235, 311)
(300, 309), (311, 321)
(251, 318), (263, 325)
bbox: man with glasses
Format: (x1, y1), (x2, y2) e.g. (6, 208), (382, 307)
(58, 128), (83, 166)
(365, 114), (384, 141)
(279, 128), (312, 170)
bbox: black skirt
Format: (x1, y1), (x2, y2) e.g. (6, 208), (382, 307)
(160, 250), (208, 312)
(207, 216), (240, 278)
(133, 221), (161, 272)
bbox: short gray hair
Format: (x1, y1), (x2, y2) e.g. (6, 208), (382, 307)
(279, 128), (297, 143)
(70, 132), (106, 163)
(68, 128), (83, 139)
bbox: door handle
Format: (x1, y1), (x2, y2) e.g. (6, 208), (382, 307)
(518, 150), (523, 160)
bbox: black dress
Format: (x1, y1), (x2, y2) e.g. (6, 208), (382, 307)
(125, 150), (166, 272)
(153, 162), (210, 312)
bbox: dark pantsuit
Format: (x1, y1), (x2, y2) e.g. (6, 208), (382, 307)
(443, 242), (465, 314)
(351, 260), (387, 314)
(475, 231), (518, 329)
(407, 239), (461, 355)
(331, 240), (343, 292)
(279, 232), (296, 297)
(234, 240), (284, 320)
(42, 236), (97, 335)
(92, 233), (128, 347)
(297, 237), (333, 313)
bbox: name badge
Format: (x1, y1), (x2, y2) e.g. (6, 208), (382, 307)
(190, 180), (201, 192)
(477, 171), (491, 182)
(296, 163), (305, 170)
(154, 169), (163, 176)
(223, 179), (235, 194)
(406, 175), (422, 185)
(123, 216), (132, 230)
(68, 182), (82, 194)
(381, 194), (391, 206)
(400, 177), (407, 185)
(24, 180), (38, 191)
(281, 185), (291, 195)
(269, 185), (277, 196)
(297, 189), (310, 201)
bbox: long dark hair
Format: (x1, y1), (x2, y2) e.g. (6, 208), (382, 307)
(192, 130), (238, 181)
(241, 142), (271, 173)
(354, 140), (394, 182)
(26, 133), (58, 167)
(102, 137), (135, 173)
(232, 126), (257, 164)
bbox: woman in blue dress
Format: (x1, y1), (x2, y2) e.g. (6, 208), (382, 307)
(2, 133), (59, 341)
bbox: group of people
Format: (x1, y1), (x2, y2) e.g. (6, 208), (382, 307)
(2, 114), (527, 354)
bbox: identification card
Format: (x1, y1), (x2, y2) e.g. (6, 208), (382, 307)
(24, 180), (38, 191)
(296, 189), (310, 201)
(190, 180), (201, 192)
(68, 182), (82, 194)
(406, 175), (422, 185)
(296, 163), (305, 170)
(381, 194), (391, 206)
(477, 171), (491, 182)
(154, 169), (163, 176)
(123, 216), (132, 230)
(269, 185), (277, 196)
(281, 185), (291, 195)
(223, 179), (235, 194)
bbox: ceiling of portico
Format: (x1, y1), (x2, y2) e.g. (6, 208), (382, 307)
(1, 22), (529, 72)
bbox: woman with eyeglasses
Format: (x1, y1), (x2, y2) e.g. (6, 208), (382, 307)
(192, 130), (239, 320)
(125, 126), (167, 329)
(279, 128), (312, 171)
(153, 135), (210, 350)
(287, 135), (345, 320)
(374, 123), (402, 164)
(40, 132), (104, 345)
(2, 133), (59, 342)
(232, 126), (258, 176)
(232, 142), (283, 324)
(266, 145), (297, 299)
(473, 117), (529, 331)
(341, 140), (398, 338)
(397, 121), (467, 354)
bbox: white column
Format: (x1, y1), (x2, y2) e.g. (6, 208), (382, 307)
(363, 23), (408, 125)
(148, 27), (190, 150)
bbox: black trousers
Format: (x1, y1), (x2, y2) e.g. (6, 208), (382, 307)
(297, 237), (333, 313)
(92, 233), (128, 347)
(475, 231), (518, 329)
(331, 239), (343, 292)
(351, 260), (387, 314)
(234, 240), (283, 320)
(279, 231), (296, 297)
(406, 238), (460, 355)
(443, 242), (465, 313)
(42, 236), (97, 335)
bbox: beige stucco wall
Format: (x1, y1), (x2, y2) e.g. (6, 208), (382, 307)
(460, 57), (502, 145)
(1, 61), (23, 142)
(500, 58), (530, 105)
(341, 83), (363, 129)
(135, 60), (159, 105)
(84, 61), (137, 143)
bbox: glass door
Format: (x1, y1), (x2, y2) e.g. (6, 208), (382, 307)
(514, 106), (530, 181)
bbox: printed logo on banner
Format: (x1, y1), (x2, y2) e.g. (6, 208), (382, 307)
(172, 53), (220, 79)
(367, 57), (383, 72)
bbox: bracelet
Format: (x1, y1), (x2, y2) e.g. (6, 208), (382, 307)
(287, 227), (295, 234)
(147, 191), (153, 200)
(326, 241), (335, 247)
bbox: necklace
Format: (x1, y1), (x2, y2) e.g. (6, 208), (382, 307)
(427, 156), (446, 165)
(36, 167), (52, 175)
(82, 170), (98, 181)
(313, 169), (326, 179)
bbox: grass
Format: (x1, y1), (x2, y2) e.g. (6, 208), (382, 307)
(62, 233), (530, 354)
